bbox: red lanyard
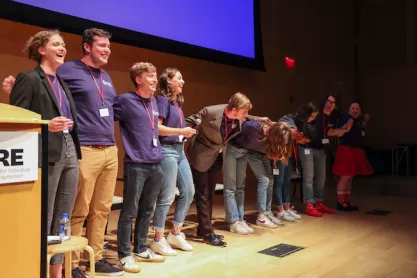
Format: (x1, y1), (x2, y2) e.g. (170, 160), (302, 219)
(292, 139), (298, 167)
(322, 111), (328, 137)
(81, 59), (104, 105)
(136, 90), (155, 132)
(46, 75), (62, 111)
(223, 114), (235, 141)
(174, 102), (183, 128)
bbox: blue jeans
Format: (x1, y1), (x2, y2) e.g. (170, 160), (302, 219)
(153, 144), (195, 232)
(223, 144), (248, 223)
(117, 163), (163, 258)
(298, 146), (326, 203)
(247, 151), (273, 213)
(273, 158), (292, 207)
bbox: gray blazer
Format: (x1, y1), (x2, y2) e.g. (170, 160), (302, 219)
(186, 104), (261, 172)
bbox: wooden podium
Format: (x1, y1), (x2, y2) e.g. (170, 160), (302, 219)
(0, 104), (49, 278)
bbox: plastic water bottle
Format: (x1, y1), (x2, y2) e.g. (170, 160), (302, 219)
(59, 213), (71, 241)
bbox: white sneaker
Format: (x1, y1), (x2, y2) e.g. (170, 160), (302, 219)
(240, 220), (254, 234)
(265, 211), (285, 226)
(287, 209), (302, 220)
(134, 248), (166, 263)
(167, 232), (193, 251)
(256, 213), (277, 228)
(230, 221), (248, 235)
(276, 210), (296, 222)
(150, 237), (177, 256)
(119, 256), (141, 273)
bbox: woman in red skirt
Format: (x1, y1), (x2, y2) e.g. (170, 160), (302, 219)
(332, 102), (373, 211)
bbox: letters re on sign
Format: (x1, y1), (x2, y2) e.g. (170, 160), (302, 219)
(0, 132), (38, 184)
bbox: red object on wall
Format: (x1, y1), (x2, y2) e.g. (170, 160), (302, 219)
(285, 57), (295, 68)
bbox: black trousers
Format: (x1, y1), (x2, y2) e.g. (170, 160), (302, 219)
(191, 154), (223, 236)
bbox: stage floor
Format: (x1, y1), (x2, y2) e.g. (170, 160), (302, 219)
(82, 178), (417, 278)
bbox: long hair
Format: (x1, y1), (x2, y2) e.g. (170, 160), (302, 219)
(266, 122), (293, 166)
(156, 68), (184, 107)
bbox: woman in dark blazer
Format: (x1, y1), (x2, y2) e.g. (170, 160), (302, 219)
(9, 30), (81, 278)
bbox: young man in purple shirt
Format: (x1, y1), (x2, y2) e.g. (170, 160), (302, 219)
(113, 62), (166, 273)
(58, 29), (122, 277)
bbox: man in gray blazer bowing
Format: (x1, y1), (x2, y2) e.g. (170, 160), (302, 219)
(186, 92), (270, 247)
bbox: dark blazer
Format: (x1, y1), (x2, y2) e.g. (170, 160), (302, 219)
(9, 66), (81, 163)
(186, 104), (261, 172)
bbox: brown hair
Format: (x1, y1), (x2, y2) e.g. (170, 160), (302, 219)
(266, 122), (293, 165)
(227, 92), (252, 111)
(82, 28), (111, 54)
(129, 62), (157, 88)
(156, 68), (184, 107)
(24, 30), (60, 64)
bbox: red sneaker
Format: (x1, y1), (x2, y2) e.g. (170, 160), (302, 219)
(305, 203), (322, 217)
(315, 202), (335, 214)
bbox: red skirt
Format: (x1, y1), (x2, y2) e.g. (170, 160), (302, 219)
(332, 145), (373, 176)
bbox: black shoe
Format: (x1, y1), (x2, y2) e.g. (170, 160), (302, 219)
(203, 233), (227, 247)
(214, 233), (224, 240)
(348, 202), (359, 211)
(87, 259), (124, 276)
(336, 202), (352, 211)
(72, 267), (88, 278)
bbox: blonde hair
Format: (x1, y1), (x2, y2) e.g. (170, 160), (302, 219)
(129, 62), (156, 88)
(24, 30), (61, 64)
(266, 122), (293, 166)
(227, 92), (252, 111)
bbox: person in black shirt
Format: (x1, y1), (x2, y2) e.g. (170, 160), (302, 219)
(299, 94), (351, 217)
(332, 102), (373, 211)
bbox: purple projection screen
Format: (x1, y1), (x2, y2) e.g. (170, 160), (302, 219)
(12, 0), (255, 58)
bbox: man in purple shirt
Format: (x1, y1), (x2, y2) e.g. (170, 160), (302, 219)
(113, 62), (166, 273)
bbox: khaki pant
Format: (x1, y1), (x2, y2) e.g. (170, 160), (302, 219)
(71, 146), (118, 267)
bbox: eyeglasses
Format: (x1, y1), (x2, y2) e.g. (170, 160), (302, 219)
(326, 99), (336, 106)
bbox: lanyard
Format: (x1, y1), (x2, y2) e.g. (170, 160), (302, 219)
(223, 114), (235, 141)
(81, 59), (104, 105)
(322, 112), (328, 137)
(174, 102), (183, 128)
(46, 75), (62, 112)
(292, 139), (298, 167)
(136, 90), (155, 132)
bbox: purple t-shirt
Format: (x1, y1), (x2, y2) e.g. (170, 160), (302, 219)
(114, 92), (163, 164)
(47, 74), (73, 131)
(157, 96), (185, 144)
(57, 60), (116, 146)
(231, 121), (266, 153)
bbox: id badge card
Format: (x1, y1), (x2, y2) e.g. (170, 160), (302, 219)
(153, 136), (158, 147)
(304, 148), (311, 155)
(99, 108), (109, 117)
(178, 135), (184, 142)
(361, 131), (365, 136)
(63, 129), (69, 134)
(322, 138), (330, 144)
(273, 168), (280, 176)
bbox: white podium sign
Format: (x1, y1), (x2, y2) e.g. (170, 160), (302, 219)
(0, 132), (38, 184)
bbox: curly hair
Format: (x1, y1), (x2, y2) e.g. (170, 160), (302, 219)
(156, 68), (184, 107)
(24, 30), (60, 64)
(266, 122), (293, 166)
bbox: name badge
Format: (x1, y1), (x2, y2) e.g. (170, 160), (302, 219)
(322, 138), (330, 144)
(63, 129), (69, 134)
(178, 135), (184, 142)
(99, 108), (109, 117)
(153, 137), (158, 147)
(273, 168), (280, 175)
(362, 131), (365, 136)
(304, 148), (311, 155)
